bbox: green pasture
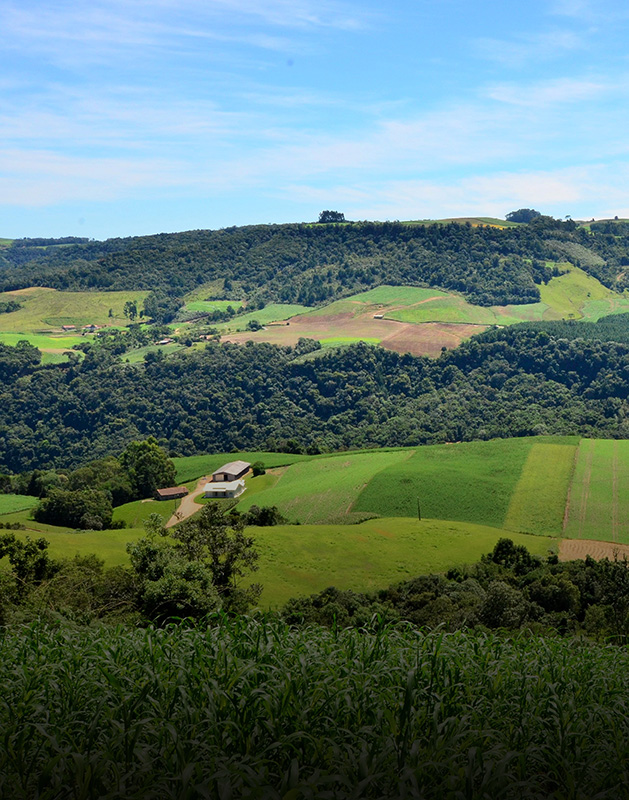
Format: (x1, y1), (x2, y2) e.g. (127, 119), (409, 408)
(0, 288), (150, 332)
(249, 518), (556, 607)
(123, 342), (184, 364)
(538, 264), (627, 321)
(183, 299), (242, 313)
(236, 450), (414, 524)
(14, 527), (144, 567)
(353, 438), (547, 527)
(0, 331), (85, 350)
(216, 303), (311, 330)
(0, 495), (39, 515)
(173, 451), (313, 483)
(503, 442), (577, 535)
(564, 438), (629, 543)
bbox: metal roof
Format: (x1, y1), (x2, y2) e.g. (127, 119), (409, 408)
(211, 460), (251, 476)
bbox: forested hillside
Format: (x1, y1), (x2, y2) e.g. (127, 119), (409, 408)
(1, 215), (628, 308)
(1, 323), (628, 473)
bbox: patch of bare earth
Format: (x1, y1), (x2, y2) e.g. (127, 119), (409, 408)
(559, 538), (629, 562)
(222, 310), (486, 357)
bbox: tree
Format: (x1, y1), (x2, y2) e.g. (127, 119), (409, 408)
(128, 503), (261, 619)
(120, 437), (176, 499)
(123, 300), (138, 322)
(505, 208), (542, 223)
(318, 210), (345, 223)
(33, 488), (113, 530)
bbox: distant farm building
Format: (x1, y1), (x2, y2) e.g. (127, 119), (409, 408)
(211, 460), (251, 482)
(155, 486), (189, 501)
(373, 314), (384, 319)
(61, 325), (76, 331)
(155, 338), (174, 345)
(204, 479), (246, 499)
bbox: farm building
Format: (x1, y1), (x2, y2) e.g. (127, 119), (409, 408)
(155, 486), (189, 501)
(204, 479), (246, 499)
(61, 325), (76, 331)
(211, 460), (251, 482)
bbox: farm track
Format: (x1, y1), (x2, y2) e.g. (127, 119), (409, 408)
(166, 477), (208, 528)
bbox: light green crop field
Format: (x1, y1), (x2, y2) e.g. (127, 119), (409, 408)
(0, 495), (39, 515)
(236, 450), (414, 524)
(249, 518), (556, 607)
(183, 299), (242, 313)
(216, 304), (312, 330)
(173, 451), (313, 483)
(503, 442), (577, 535)
(0, 288), (150, 332)
(0, 331), (85, 349)
(352, 438), (556, 527)
(111, 496), (183, 529)
(564, 439), (629, 543)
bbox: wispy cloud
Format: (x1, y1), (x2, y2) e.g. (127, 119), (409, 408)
(476, 29), (584, 68)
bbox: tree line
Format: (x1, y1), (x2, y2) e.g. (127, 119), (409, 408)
(0, 319), (628, 474)
(2, 216), (627, 309)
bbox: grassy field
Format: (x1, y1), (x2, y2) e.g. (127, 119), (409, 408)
(250, 518), (555, 606)
(0, 331), (85, 349)
(0, 288), (150, 332)
(539, 264), (629, 321)
(122, 341), (184, 364)
(503, 441), (577, 535)
(182, 299), (242, 313)
(236, 449), (414, 524)
(0, 494), (39, 515)
(564, 438), (629, 543)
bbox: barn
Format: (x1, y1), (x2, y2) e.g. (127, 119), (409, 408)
(211, 460), (251, 482)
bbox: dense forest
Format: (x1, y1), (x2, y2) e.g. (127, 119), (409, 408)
(2, 215), (628, 307)
(1, 321), (628, 473)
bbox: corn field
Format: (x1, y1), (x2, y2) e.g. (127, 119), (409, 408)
(1, 618), (629, 799)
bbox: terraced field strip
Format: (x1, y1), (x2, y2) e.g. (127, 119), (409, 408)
(353, 437), (544, 527)
(249, 518), (556, 607)
(564, 439), (629, 543)
(236, 449), (414, 524)
(503, 442), (577, 535)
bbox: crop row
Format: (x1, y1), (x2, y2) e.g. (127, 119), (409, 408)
(1, 618), (629, 798)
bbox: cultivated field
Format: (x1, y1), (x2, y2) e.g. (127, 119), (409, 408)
(5, 436), (628, 606)
(503, 441), (577, 535)
(220, 268), (629, 356)
(236, 449), (414, 524)
(564, 438), (629, 543)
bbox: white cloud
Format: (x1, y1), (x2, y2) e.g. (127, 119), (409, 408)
(475, 29), (584, 67)
(485, 77), (612, 107)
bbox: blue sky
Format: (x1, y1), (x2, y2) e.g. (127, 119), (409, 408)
(2, 0), (629, 239)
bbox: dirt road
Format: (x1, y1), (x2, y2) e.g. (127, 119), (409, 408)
(165, 477), (208, 528)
